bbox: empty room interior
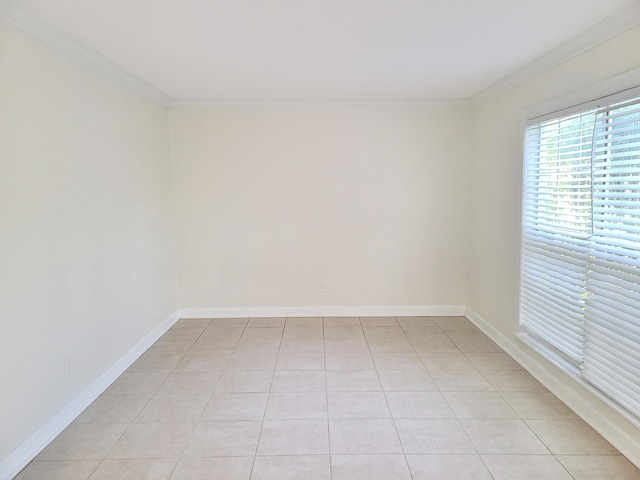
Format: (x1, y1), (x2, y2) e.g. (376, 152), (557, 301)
(2, 0), (640, 479)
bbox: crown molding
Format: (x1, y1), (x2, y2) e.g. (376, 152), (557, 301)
(0, 0), (467, 111)
(0, 0), (172, 107)
(3, 0), (639, 111)
(169, 99), (471, 110)
(470, 2), (640, 107)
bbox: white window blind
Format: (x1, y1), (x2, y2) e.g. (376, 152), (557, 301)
(519, 89), (640, 420)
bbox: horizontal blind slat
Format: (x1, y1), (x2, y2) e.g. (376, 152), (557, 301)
(521, 91), (640, 420)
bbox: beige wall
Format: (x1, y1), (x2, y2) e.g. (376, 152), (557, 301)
(0, 22), (176, 461)
(170, 108), (471, 310)
(466, 25), (640, 463)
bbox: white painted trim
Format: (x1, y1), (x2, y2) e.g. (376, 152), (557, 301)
(522, 67), (640, 122)
(471, 3), (640, 106)
(464, 307), (640, 469)
(0, 1), (171, 107)
(178, 305), (465, 319)
(0, 310), (180, 480)
(169, 99), (470, 110)
(3, 0), (639, 110)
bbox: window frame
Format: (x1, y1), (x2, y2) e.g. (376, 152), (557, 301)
(517, 70), (640, 426)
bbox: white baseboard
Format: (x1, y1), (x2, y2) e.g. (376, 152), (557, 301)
(464, 307), (640, 469)
(177, 305), (465, 319)
(0, 310), (180, 480)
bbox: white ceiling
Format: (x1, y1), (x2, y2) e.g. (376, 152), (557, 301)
(4, 0), (640, 105)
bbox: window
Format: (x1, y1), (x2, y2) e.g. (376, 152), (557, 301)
(519, 87), (640, 420)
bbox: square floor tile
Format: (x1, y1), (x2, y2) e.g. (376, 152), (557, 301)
(279, 339), (324, 353)
(14, 460), (99, 480)
(323, 317), (360, 326)
(37, 424), (128, 460)
(329, 419), (402, 454)
(394, 419), (475, 454)
(436, 316), (479, 330)
(483, 371), (546, 392)
(325, 353), (374, 370)
(189, 337), (239, 353)
(442, 328), (486, 340)
(460, 419), (549, 454)
(194, 325), (244, 345)
(452, 337), (502, 353)
(396, 315), (436, 327)
(162, 326), (207, 341)
(466, 353), (523, 372)
(406, 455), (492, 480)
(372, 353), (424, 370)
(430, 370), (494, 392)
(174, 318), (212, 329)
(270, 371), (325, 392)
(419, 352), (475, 371)
(285, 317), (323, 327)
(501, 392), (579, 420)
(199, 327), (244, 340)
(209, 318), (249, 327)
(234, 337), (281, 354)
(251, 455), (330, 480)
(171, 457), (253, 480)
(201, 393), (268, 421)
(257, 420), (329, 455)
(401, 326), (444, 338)
(367, 338), (414, 353)
(173, 353), (229, 372)
(331, 454), (411, 480)
(328, 392), (390, 418)
(156, 371), (221, 395)
(88, 459), (176, 480)
(148, 340), (194, 355)
(103, 372), (168, 396)
(215, 371), (273, 393)
(183, 421), (261, 456)
(324, 338), (369, 353)
(265, 392), (328, 419)
(377, 369), (437, 392)
(126, 353), (182, 373)
(363, 327), (406, 338)
(227, 353), (277, 371)
(107, 423), (194, 459)
(324, 326), (364, 338)
(282, 326), (323, 339)
(240, 327), (283, 339)
(444, 391), (518, 419)
(397, 317), (437, 327)
(360, 316), (399, 326)
(482, 455), (573, 480)
(525, 419), (618, 454)
(386, 392), (453, 418)
(326, 370), (381, 391)
(556, 454), (640, 479)
(396, 316), (437, 327)
(409, 335), (459, 352)
(135, 395), (208, 423)
(248, 317), (286, 328)
(74, 395), (148, 424)
(276, 352), (325, 370)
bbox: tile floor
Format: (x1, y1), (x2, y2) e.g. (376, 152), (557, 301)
(16, 316), (640, 479)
